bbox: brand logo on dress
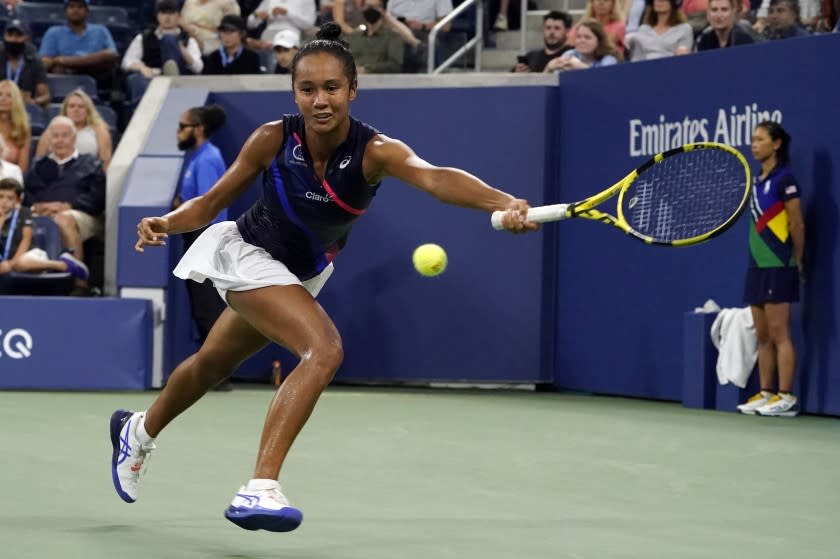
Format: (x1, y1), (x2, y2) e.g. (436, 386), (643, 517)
(0, 328), (33, 359)
(339, 156), (351, 169)
(292, 144), (304, 162)
(306, 191), (332, 203)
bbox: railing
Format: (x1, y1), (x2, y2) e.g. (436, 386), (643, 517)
(427, 0), (484, 74)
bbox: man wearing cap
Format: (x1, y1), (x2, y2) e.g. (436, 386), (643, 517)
(38, 0), (118, 78)
(0, 19), (50, 106)
(122, 0), (204, 78)
(272, 29), (300, 74)
(203, 14), (263, 74)
(346, 0), (404, 73)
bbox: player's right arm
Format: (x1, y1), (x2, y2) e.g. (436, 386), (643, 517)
(135, 121), (284, 252)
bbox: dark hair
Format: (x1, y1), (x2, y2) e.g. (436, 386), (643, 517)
(643, 0), (687, 26)
(544, 10), (573, 28)
(291, 22), (357, 88)
(756, 120), (792, 165)
(769, 0), (800, 16)
(188, 103), (227, 135)
(0, 177), (22, 196)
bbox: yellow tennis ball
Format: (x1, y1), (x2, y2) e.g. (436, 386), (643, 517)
(412, 243), (447, 277)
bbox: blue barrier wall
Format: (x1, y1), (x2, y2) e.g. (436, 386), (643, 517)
(206, 86), (555, 383)
(0, 298), (152, 390)
(552, 35), (840, 414)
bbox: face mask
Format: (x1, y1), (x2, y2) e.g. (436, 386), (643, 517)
(3, 40), (24, 56)
(177, 135), (197, 151)
(362, 7), (382, 24)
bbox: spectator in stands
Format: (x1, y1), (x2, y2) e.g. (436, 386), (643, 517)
(334, 0), (421, 48)
(24, 115), (105, 291)
(761, 0), (811, 38)
(755, 0), (819, 31)
(388, 0), (454, 33)
(0, 20), (50, 107)
(173, 104), (229, 387)
(695, 0), (756, 49)
(181, 0), (242, 55)
(246, 0), (317, 43)
(0, 177), (89, 280)
(545, 19), (619, 71)
(122, 0), (204, 79)
(35, 89), (111, 171)
(567, 0), (627, 53)
(492, 0), (513, 31)
(345, 0), (404, 73)
(0, 80), (30, 173)
(272, 29), (299, 74)
(203, 14), (264, 74)
(39, 0), (119, 85)
(0, 136), (22, 183)
(513, 11), (574, 73)
(2, 0), (22, 19)
(625, 0), (693, 60)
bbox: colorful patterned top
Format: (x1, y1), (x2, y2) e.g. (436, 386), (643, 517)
(748, 165), (801, 268)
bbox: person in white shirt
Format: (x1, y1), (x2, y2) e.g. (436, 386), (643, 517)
(246, 0), (316, 42)
(122, 0), (204, 78)
(387, 0), (453, 31)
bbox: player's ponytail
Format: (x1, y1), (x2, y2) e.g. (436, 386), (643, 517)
(189, 104), (227, 136)
(756, 121), (791, 166)
(291, 22), (357, 89)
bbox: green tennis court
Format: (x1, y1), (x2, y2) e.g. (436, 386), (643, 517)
(2, 387), (837, 559)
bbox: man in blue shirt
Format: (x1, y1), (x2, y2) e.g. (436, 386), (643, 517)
(39, 0), (118, 85)
(174, 105), (230, 387)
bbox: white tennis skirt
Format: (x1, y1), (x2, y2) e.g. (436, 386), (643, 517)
(173, 221), (334, 303)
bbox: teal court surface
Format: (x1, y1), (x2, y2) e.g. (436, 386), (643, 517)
(1, 387), (838, 559)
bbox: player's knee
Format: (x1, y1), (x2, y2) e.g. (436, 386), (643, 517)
(308, 337), (344, 379)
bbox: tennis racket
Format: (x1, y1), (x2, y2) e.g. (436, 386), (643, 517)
(491, 142), (751, 246)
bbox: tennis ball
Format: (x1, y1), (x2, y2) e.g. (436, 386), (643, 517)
(412, 243), (447, 277)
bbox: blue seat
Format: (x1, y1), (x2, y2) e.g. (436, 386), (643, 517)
(95, 103), (117, 132)
(46, 102), (62, 121)
(17, 3), (65, 24)
(47, 74), (99, 102)
(0, 216), (74, 296)
(87, 6), (129, 26)
(25, 103), (46, 136)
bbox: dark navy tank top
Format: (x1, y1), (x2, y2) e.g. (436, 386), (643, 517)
(237, 114), (381, 280)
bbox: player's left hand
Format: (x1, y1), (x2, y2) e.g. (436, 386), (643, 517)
(499, 199), (539, 234)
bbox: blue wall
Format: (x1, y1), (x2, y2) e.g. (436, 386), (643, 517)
(551, 35), (840, 414)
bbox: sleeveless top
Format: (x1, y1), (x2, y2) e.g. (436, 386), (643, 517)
(237, 114), (381, 280)
(75, 126), (99, 157)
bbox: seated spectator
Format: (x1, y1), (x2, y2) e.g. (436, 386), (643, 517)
(272, 29), (300, 74)
(0, 177), (89, 281)
(695, 0), (756, 49)
(334, 0), (421, 48)
(122, 0), (204, 79)
(755, 0), (819, 31)
(0, 80), (30, 173)
(35, 89), (111, 170)
(545, 19), (619, 71)
(761, 0), (811, 38)
(388, 0), (454, 33)
(513, 10), (574, 73)
(181, 0), (242, 56)
(345, 0), (404, 73)
(23, 116), (105, 290)
(626, 0), (693, 61)
(0, 20), (50, 107)
(567, 0), (627, 53)
(38, 0), (119, 86)
(0, 136), (23, 183)
(203, 15), (264, 74)
(246, 0), (316, 43)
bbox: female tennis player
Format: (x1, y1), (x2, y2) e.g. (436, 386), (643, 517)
(111, 22), (538, 533)
(736, 121), (805, 417)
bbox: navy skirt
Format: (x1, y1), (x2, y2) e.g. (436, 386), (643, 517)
(744, 267), (800, 305)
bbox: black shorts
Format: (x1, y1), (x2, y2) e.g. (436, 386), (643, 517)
(743, 267), (799, 305)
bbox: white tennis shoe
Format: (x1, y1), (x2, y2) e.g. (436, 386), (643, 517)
(110, 410), (155, 503)
(224, 480), (303, 532)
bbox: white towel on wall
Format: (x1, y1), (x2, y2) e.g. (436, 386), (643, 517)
(710, 308), (758, 388)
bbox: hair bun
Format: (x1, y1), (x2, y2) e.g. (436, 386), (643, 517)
(316, 21), (342, 41)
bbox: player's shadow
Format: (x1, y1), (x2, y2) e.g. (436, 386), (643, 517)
(799, 149), (836, 412)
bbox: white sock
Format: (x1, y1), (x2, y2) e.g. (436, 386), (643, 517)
(135, 412), (155, 445)
(246, 478), (280, 491)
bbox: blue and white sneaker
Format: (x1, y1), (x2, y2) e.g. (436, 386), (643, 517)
(110, 410), (155, 503)
(59, 252), (89, 280)
(224, 480), (303, 532)
(756, 394), (800, 417)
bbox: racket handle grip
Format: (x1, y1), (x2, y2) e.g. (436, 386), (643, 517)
(491, 204), (570, 230)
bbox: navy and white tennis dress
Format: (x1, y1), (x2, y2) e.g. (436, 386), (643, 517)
(174, 114), (381, 300)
